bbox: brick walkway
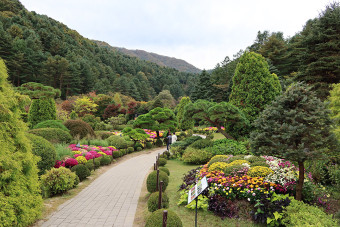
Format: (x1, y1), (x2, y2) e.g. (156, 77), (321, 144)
(40, 148), (164, 227)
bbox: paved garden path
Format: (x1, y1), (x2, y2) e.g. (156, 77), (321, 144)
(41, 148), (165, 227)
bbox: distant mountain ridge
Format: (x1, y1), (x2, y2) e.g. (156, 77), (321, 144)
(94, 40), (201, 74)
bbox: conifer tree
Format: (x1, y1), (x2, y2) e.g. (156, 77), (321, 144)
(176, 97), (194, 130)
(191, 70), (214, 101)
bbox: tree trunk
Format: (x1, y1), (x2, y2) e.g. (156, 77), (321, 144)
(296, 161), (304, 201)
(216, 126), (235, 140)
(156, 130), (160, 139)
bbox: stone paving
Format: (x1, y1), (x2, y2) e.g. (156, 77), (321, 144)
(40, 148), (165, 227)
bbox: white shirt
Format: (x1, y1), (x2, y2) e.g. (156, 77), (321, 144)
(172, 134), (177, 143)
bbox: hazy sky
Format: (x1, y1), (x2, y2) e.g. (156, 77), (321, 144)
(20, 0), (332, 70)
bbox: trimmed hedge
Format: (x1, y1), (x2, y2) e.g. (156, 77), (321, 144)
(28, 98), (57, 127)
(182, 147), (212, 164)
(26, 133), (57, 175)
(100, 155), (111, 165)
(64, 119), (95, 139)
(33, 120), (69, 132)
(106, 135), (128, 149)
(147, 192), (169, 212)
(158, 158), (167, 166)
(147, 171), (169, 193)
(159, 167), (170, 176)
(71, 164), (91, 181)
(145, 209), (182, 227)
(28, 128), (72, 144)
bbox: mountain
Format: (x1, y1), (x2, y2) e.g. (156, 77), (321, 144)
(0, 0), (197, 100)
(94, 41), (201, 74)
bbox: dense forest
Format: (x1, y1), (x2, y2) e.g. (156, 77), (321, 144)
(196, 3), (340, 102)
(0, 0), (197, 100)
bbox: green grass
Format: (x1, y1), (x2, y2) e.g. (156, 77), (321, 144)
(212, 133), (225, 140)
(54, 143), (73, 160)
(165, 159), (258, 227)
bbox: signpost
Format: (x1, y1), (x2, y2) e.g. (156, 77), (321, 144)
(187, 176), (208, 227)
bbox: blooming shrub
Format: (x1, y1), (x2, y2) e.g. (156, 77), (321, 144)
(64, 158), (78, 167)
(224, 164), (249, 177)
(72, 150), (82, 155)
(207, 155), (231, 167)
(248, 166), (273, 178)
(76, 156), (87, 164)
(208, 162), (229, 172)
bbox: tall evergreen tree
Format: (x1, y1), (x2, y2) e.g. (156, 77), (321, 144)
(191, 70), (214, 101)
(176, 97), (194, 130)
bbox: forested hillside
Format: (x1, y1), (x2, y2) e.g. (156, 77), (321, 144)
(0, 0), (197, 100)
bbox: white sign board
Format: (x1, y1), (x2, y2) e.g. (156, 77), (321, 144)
(188, 176), (208, 204)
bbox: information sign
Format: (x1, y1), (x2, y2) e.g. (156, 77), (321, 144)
(188, 176), (208, 204)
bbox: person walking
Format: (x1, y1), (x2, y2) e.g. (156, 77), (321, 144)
(172, 133), (177, 144)
(166, 132), (172, 151)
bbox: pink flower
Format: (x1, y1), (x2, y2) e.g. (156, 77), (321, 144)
(65, 158), (78, 167)
(74, 154), (82, 158)
(85, 153), (94, 160)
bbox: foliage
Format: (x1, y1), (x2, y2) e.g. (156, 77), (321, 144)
(147, 191), (169, 212)
(0, 59), (42, 226)
(100, 155), (112, 165)
(64, 119), (95, 139)
(191, 70), (214, 101)
(250, 82), (338, 200)
(176, 96), (194, 130)
(28, 98), (57, 127)
(146, 170), (169, 193)
(189, 139), (213, 149)
(26, 133), (57, 175)
(182, 147), (212, 164)
(154, 90), (176, 109)
(171, 136), (202, 156)
(207, 155), (231, 167)
(41, 167), (77, 197)
(248, 166), (273, 178)
(106, 135), (128, 149)
(208, 194), (240, 219)
(229, 51), (282, 121)
(16, 82), (61, 99)
(206, 138), (249, 156)
(159, 167), (170, 176)
(178, 167), (201, 191)
(158, 158), (167, 166)
(33, 119), (69, 131)
(282, 199), (338, 226)
(71, 164), (91, 181)
(28, 128), (72, 144)
(81, 114), (101, 129)
(208, 162), (229, 172)
(102, 103), (122, 119)
(145, 209), (183, 227)
(106, 114), (126, 129)
(73, 96), (98, 117)
(184, 100), (250, 139)
(54, 143), (73, 160)
(94, 131), (112, 140)
(122, 127), (149, 145)
(328, 83), (340, 149)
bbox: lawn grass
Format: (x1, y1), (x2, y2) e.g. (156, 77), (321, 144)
(163, 159), (258, 227)
(212, 132), (225, 140)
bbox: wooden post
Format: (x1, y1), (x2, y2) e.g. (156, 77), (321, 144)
(156, 169), (159, 191)
(162, 210), (168, 227)
(93, 157), (95, 166)
(154, 163), (156, 170)
(158, 181), (163, 209)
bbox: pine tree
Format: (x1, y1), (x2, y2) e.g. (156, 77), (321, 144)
(191, 70), (214, 101)
(176, 97), (194, 130)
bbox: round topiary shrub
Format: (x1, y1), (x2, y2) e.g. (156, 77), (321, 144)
(121, 149), (127, 155)
(112, 150), (121, 158)
(94, 158), (101, 169)
(137, 147), (143, 151)
(155, 139), (163, 147)
(85, 161), (94, 171)
(94, 131), (112, 140)
(147, 192), (169, 212)
(71, 164), (91, 181)
(33, 120), (69, 132)
(127, 147), (134, 153)
(64, 158), (78, 168)
(182, 147), (212, 164)
(189, 139), (214, 149)
(158, 158), (167, 166)
(134, 142), (143, 151)
(106, 135), (128, 149)
(64, 119), (95, 139)
(248, 166), (273, 178)
(28, 128), (72, 144)
(145, 209), (183, 227)
(146, 142), (152, 149)
(147, 171), (169, 193)
(207, 155), (231, 167)
(100, 155), (111, 166)
(41, 167), (78, 196)
(159, 167), (170, 176)
(26, 133), (57, 175)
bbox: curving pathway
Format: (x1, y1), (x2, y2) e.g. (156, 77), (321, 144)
(40, 148), (165, 227)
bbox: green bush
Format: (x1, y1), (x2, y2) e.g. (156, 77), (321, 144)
(106, 135), (128, 149)
(246, 155), (265, 163)
(28, 128), (72, 144)
(134, 142), (143, 150)
(81, 114), (100, 129)
(147, 192), (169, 212)
(137, 147), (143, 151)
(207, 155), (231, 167)
(120, 149), (127, 155)
(0, 59), (42, 226)
(147, 171), (169, 193)
(26, 133), (57, 175)
(227, 155), (246, 163)
(71, 164), (91, 181)
(85, 161), (94, 171)
(208, 138), (249, 156)
(94, 131), (112, 140)
(28, 98), (57, 127)
(282, 199), (338, 226)
(145, 209), (183, 227)
(94, 158), (101, 169)
(155, 138), (163, 147)
(171, 136), (202, 155)
(158, 158), (167, 166)
(127, 147), (134, 153)
(33, 120), (69, 131)
(88, 139), (109, 147)
(189, 139), (213, 149)
(146, 142), (152, 149)
(64, 119), (95, 139)
(100, 155), (111, 165)
(159, 167), (170, 176)
(112, 150), (121, 158)
(250, 161), (269, 168)
(182, 147), (212, 164)
(41, 167), (77, 196)
(54, 143), (73, 160)
(224, 164), (246, 176)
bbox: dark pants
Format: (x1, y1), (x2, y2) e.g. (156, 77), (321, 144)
(167, 143), (171, 150)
